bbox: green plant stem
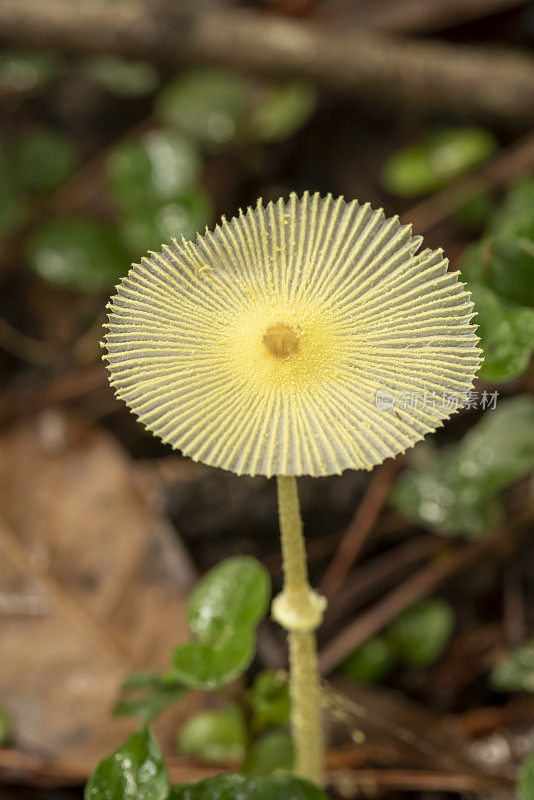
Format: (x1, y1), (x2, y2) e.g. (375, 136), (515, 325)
(275, 475), (326, 787)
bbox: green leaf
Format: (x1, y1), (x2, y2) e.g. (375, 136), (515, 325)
(173, 631), (254, 690)
(119, 189), (212, 255)
(519, 753), (534, 800)
(492, 178), (534, 238)
(470, 282), (534, 383)
(459, 180), (534, 309)
(0, 707), (12, 747)
(0, 50), (63, 92)
(15, 129), (78, 194)
(108, 130), (202, 212)
(28, 218), (126, 293)
(173, 557), (270, 689)
(86, 56), (158, 97)
(388, 599), (454, 667)
(114, 671), (187, 723)
(492, 640), (534, 692)
(187, 556), (270, 638)
(156, 69), (248, 147)
(340, 635), (396, 685)
(247, 670), (290, 732)
(85, 727), (170, 800)
(177, 707), (246, 762)
(252, 82), (316, 143)
(382, 127), (496, 198)
(245, 730), (294, 777)
(488, 235), (534, 308)
(170, 774), (328, 800)
(391, 397), (534, 537)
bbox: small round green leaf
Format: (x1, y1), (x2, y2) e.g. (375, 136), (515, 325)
(388, 599), (454, 667)
(108, 130), (202, 211)
(177, 707), (246, 762)
(248, 670), (290, 731)
(170, 774), (328, 800)
(28, 218), (126, 293)
(0, 50), (62, 92)
(245, 730), (294, 777)
(382, 127), (496, 198)
(340, 636), (396, 685)
(252, 82), (316, 143)
(187, 556), (271, 638)
(15, 129), (78, 194)
(86, 56), (158, 97)
(173, 631), (254, 690)
(84, 726), (170, 800)
(156, 69), (248, 147)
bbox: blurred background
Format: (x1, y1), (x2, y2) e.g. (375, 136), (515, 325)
(0, 0), (533, 798)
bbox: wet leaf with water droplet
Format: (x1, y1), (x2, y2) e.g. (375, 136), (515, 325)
(85, 727), (170, 800)
(391, 397), (534, 536)
(469, 282), (534, 383)
(172, 557), (270, 689)
(171, 774), (328, 800)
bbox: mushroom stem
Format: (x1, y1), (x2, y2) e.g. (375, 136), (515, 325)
(273, 475), (327, 787)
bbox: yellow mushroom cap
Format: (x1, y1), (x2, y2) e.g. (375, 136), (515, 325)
(104, 192), (481, 478)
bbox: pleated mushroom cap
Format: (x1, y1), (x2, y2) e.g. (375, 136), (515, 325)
(104, 192), (481, 477)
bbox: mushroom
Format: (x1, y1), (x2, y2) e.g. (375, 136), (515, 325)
(104, 192), (481, 786)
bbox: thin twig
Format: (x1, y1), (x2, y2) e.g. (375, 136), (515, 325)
(330, 768), (483, 793)
(318, 527), (507, 675)
(0, 745), (379, 788)
(1, 2), (534, 122)
(321, 535), (439, 631)
(319, 457), (402, 600)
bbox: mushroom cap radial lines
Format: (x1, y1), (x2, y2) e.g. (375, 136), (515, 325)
(104, 192), (482, 477)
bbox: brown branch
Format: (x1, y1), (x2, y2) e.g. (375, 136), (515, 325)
(321, 535), (439, 631)
(318, 526), (508, 675)
(354, 0), (529, 35)
(1, 2), (534, 123)
(0, 745), (378, 788)
(330, 768), (483, 793)
(319, 457), (402, 600)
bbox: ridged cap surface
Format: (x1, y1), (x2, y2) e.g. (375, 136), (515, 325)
(104, 192), (481, 477)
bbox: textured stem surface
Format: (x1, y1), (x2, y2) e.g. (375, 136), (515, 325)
(275, 475), (325, 786)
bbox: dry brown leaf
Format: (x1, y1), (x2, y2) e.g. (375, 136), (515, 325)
(0, 409), (201, 764)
